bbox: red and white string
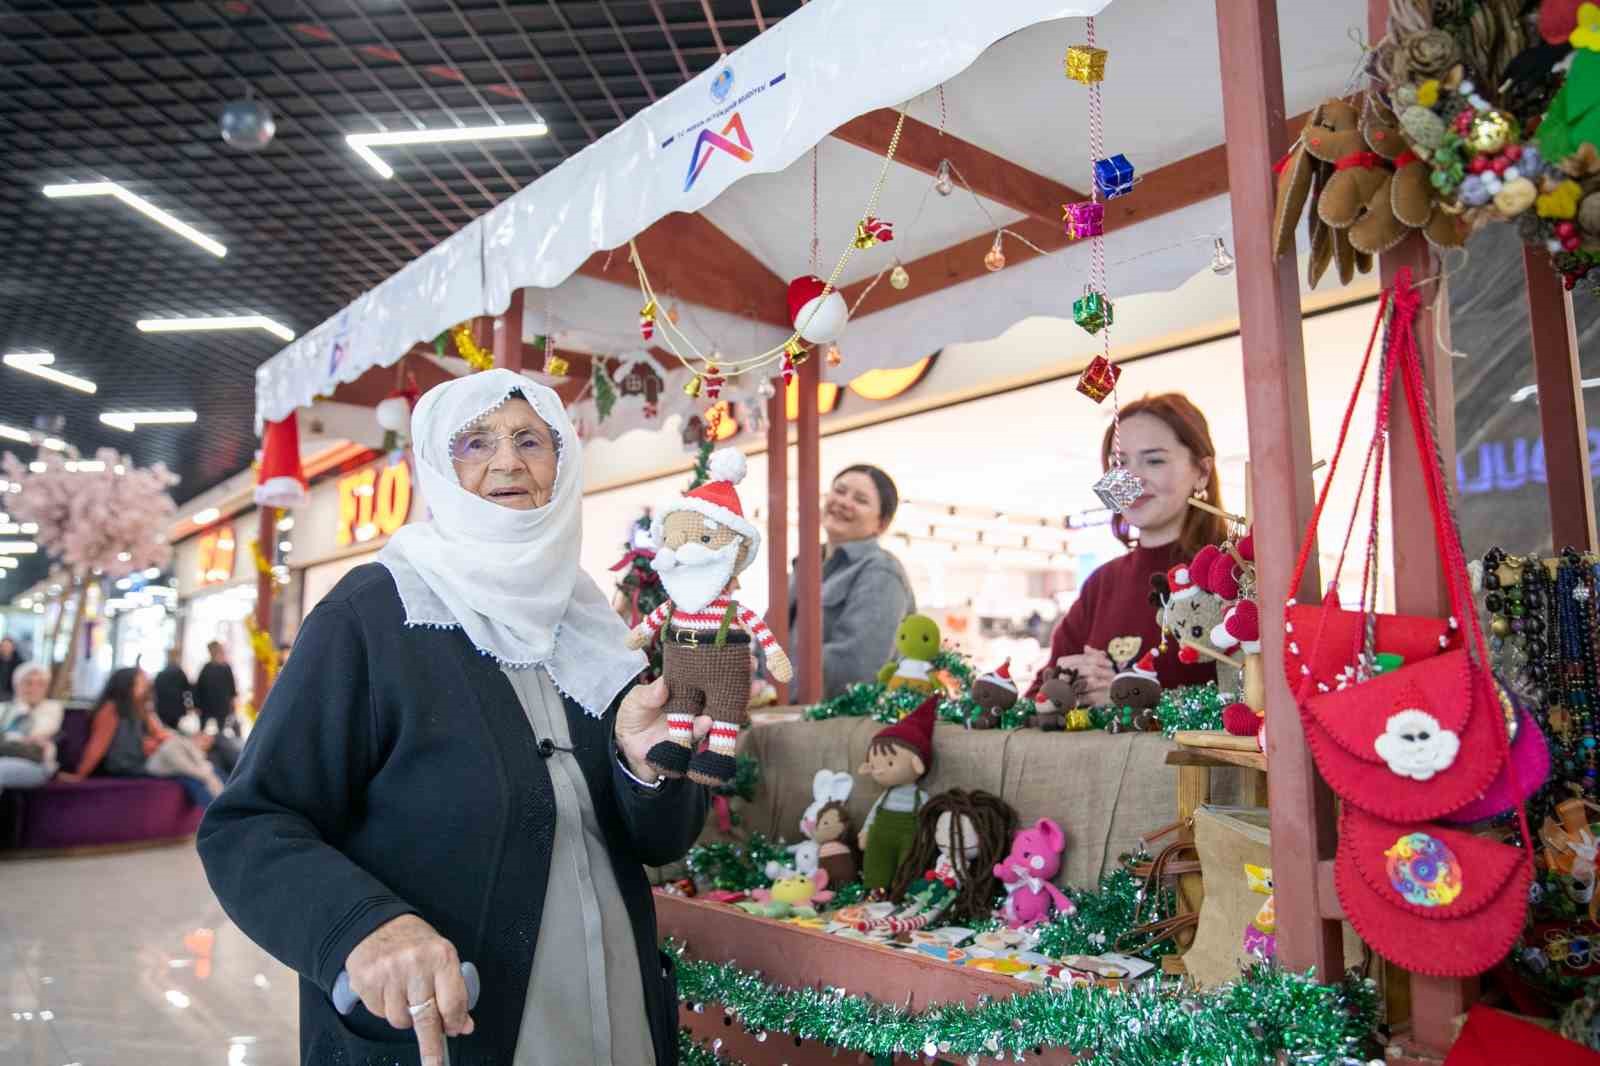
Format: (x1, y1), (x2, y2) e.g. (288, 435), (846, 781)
(1084, 16), (1122, 456)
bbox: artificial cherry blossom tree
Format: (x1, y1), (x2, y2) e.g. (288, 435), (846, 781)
(1, 448), (179, 696)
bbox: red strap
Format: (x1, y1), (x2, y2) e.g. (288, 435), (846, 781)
(1333, 151), (1387, 171)
(1272, 149), (1296, 175)
(1394, 149), (1419, 169)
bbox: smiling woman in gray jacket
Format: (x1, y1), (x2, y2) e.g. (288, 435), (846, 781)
(788, 464), (916, 701)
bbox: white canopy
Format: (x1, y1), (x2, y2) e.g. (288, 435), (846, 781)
(255, 0), (1366, 430)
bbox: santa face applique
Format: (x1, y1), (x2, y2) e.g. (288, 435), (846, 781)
(1373, 708), (1461, 781)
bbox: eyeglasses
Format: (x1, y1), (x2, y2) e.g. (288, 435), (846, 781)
(449, 428), (551, 466)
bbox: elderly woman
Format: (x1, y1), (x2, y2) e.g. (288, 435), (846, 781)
(199, 370), (708, 1066)
(0, 662), (62, 794)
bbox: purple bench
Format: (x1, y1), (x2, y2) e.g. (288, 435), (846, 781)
(0, 704), (203, 852)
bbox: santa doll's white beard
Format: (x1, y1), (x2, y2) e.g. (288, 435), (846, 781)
(653, 541), (741, 614)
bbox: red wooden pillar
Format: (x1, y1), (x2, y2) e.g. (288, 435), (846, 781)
(493, 289), (526, 372)
(254, 506), (275, 707)
(765, 386), (790, 654)
(796, 355), (824, 704)
(1525, 248), (1595, 551)
(1215, 0), (1342, 979)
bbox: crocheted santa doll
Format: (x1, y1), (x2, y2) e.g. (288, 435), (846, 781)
(626, 450), (792, 785)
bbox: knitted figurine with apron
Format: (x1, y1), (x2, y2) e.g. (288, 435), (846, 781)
(627, 450), (792, 786)
(857, 697), (936, 892)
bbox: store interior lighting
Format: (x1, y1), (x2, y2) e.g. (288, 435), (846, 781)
(99, 409), (199, 431)
(3, 351), (97, 394)
(41, 181), (227, 257)
(0, 424), (31, 444)
(346, 121), (549, 179)
(189, 507), (221, 525)
(136, 317), (293, 342)
(0, 541), (39, 553)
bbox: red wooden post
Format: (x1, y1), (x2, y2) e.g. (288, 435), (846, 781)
(254, 506), (275, 707)
(1214, 0), (1344, 979)
(796, 354), (824, 704)
(765, 386), (790, 654)
(1525, 248), (1595, 552)
(492, 288), (526, 372)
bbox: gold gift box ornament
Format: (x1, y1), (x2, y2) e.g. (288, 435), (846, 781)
(1064, 45), (1108, 84)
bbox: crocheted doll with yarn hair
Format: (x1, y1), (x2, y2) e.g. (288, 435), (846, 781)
(627, 449), (792, 786)
(855, 789), (1017, 934)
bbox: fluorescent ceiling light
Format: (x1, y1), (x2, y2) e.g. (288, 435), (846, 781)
(65, 460), (106, 473)
(190, 507), (221, 525)
(0, 524), (18, 534)
(40, 438), (66, 451)
(346, 121), (549, 179)
(4, 352), (97, 394)
(41, 181), (226, 258)
(20, 523), (36, 533)
(100, 410), (198, 432)
(0, 558), (17, 569)
(0, 542), (38, 553)
(0, 424), (31, 444)
(137, 316), (293, 343)
(28, 462), (46, 473)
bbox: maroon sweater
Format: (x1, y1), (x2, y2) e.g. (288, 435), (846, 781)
(1025, 542), (1217, 698)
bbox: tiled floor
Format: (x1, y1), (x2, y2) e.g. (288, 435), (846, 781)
(0, 842), (300, 1066)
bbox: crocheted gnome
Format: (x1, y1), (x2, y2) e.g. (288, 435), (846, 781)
(627, 449), (792, 786)
(857, 697), (935, 892)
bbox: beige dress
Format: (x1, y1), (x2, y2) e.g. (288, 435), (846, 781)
(502, 666), (656, 1066)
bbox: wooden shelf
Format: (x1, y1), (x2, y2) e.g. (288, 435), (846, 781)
(1165, 745), (1268, 774)
(658, 892), (1082, 1065)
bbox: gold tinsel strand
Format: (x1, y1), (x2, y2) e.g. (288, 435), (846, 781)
(451, 324), (494, 372)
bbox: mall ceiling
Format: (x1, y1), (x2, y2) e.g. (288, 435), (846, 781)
(0, 0), (801, 589)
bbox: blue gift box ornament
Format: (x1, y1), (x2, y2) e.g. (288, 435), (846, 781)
(1093, 154), (1136, 199)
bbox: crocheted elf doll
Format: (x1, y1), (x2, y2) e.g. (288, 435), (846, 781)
(857, 698), (935, 891)
(626, 450), (792, 785)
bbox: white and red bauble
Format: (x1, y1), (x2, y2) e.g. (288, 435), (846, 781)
(786, 275), (848, 344)
(375, 393), (413, 434)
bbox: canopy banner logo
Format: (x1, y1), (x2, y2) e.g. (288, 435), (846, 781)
(663, 64), (787, 193)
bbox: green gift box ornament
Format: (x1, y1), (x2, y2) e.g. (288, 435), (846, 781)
(1073, 289), (1114, 335)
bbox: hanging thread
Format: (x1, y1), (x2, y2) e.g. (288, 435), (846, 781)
(1084, 15), (1123, 458)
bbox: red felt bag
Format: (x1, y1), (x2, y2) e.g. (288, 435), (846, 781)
(1335, 807), (1532, 978)
(1284, 276), (1514, 819)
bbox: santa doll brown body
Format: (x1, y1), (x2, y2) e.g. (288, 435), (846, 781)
(627, 450), (792, 786)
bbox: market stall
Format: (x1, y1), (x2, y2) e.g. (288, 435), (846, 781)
(244, 0), (1599, 1062)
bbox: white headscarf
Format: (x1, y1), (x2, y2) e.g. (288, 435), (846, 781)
(379, 368), (645, 717)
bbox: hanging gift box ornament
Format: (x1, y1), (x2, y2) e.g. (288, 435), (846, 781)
(1073, 289), (1114, 335)
(1064, 44), (1108, 84)
(544, 353), (570, 377)
(1093, 154), (1136, 199)
(1093, 465), (1145, 513)
(639, 299), (658, 341)
(1063, 200), (1105, 240)
(1076, 355), (1121, 403)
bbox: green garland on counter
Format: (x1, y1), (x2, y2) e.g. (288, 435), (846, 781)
(1032, 860), (1174, 961)
(685, 833), (793, 891)
(805, 676), (1227, 738)
(677, 1027), (749, 1066)
(670, 940), (1378, 1066)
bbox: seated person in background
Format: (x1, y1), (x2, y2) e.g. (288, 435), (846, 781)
(0, 662), (63, 795)
(60, 666), (226, 806)
(1028, 394), (1223, 707)
(789, 465), (916, 700)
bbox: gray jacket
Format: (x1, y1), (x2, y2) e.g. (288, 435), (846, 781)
(788, 538), (916, 701)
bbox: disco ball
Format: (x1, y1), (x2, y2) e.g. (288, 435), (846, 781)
(220, 98), (276, 151)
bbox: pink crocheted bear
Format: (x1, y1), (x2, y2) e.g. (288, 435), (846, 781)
(993, 818), (1075, 929)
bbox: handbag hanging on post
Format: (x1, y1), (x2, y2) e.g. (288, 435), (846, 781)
(1287, 268), (1543, 977)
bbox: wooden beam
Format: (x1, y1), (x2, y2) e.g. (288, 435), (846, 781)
(1368, 0), (1474, 1052)
(841, 110), (1313, 319)
(576, 211), (791, 327)
(830, 109), (1085, 225)
(493, 287), (526, 371)
(796, 354), (823, 703)
(766, 386), (790, 665)
(326, 348), (459, 408)
(1525, 246), (1596, 552)
(1215, 0), (1342, 982)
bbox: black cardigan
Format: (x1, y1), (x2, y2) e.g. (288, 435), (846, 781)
(198, 563), (706, 1066)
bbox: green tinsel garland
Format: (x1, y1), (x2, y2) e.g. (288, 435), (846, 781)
(670, 940), (1377, 1066)
(1032, 861), (1176, 960)
(806, 675), (1227, 739)
(685, 833), (793, 891)
(678, 1027), (749, 1066)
